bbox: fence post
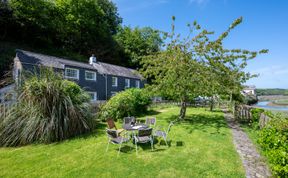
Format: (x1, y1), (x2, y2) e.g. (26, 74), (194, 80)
(259, 113), (270, 129)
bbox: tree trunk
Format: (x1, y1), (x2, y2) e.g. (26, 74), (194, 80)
(179, 100), (187, 120)
(210, 96), (214, 111)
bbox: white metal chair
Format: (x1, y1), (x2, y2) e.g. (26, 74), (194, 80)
(106, 129), (130, 156)
(153, 122), (174, 146)
(134, 128), (153, 155)
(145, 117), (156, 127)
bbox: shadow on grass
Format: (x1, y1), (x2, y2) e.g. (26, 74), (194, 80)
(68, 120), (107, 141)
(136, 142), (167, 152)
(136, 110), (161, 121)
(163, 111), (228, 136)
(182, 113), (228, 135)
(118, 144), (167, 154)
(118, 145), (135, 153)
(175, 141), (184, 147)
(154, 139), (175, 147)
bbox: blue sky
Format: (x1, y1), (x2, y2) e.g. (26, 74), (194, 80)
(112, 0), (288, 89)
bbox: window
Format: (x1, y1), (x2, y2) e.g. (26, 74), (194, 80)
(125, 79), (130, 88)
(15, 69), (21, 85)
(65, 68), (79, 79)
(112, 77), (118, 87)
(85, 71), (96, 81)
(136, 80), (140, 88)
(88, 92), (97, 101)
(111, 92), (117, 97)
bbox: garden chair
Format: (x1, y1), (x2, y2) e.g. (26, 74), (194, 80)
(123, 116), (136, 129)
(106, 129), (130, 156)
(145, 117), (156, 127)
(106, 118), (124, 136)
(134, 128), (153, 155)
(124, 116), (136, 125)
(153, 122), (174, 147)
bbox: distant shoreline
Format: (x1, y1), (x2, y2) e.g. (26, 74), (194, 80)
(267, 102), (288, 107)
(257, 95), (288, 107)
(258, 95), (288, 101)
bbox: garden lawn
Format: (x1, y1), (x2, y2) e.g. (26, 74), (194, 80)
(0, 106), (245, 178)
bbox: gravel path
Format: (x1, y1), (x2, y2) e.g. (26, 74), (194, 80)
(224, 111), (271, 178)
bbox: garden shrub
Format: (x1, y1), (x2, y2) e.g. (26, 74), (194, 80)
(0, 69), (93, 146)
(258, 116), (288, 177)
(99, 88), (151, 120)
(250, 108), (264, 123)
(245, 96), (258, 105)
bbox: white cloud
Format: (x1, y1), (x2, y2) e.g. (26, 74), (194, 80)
(245, 65), (288, 88)
(251, 65), (288, 76)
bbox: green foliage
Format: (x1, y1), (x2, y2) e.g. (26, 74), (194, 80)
(232, 92), (245, 104)
(115, 26), (162, 68)
(250, 108), (264, 123)
(99, 88), (151, 120)
(1, 0), (122, 62)
(242, 110), (288, 176)
(0, 69), (93, 146)
(258, 116), (288, 177)
(256, 89), (288, 96)
(140, 16), (267, 119)
(244, 94), (258, 105)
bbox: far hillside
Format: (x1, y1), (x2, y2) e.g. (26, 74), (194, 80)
(255, 88), (288, 96)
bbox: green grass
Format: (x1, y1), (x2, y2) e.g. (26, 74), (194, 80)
(0, 106), (245, 178)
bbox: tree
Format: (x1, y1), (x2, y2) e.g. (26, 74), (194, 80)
(140, 16), (268, 120)
(3, 0), (122, 62)
(115, 26), (162, 68)
(54, 0), (122, 57)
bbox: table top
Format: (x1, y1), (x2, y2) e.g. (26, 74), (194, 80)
(123, 123), (149, 131)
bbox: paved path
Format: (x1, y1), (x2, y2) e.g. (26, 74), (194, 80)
(224, 111), (271, 178)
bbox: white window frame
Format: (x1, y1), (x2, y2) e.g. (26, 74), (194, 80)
(111, 91), (117, 97)
(125, 78), (130, 88)
(85, 70), (96, 81)
(88, 92), (97, 101)
(112, 77), (118, 87)
(64, 68), (79, 80)
(136, 80), (140, 88)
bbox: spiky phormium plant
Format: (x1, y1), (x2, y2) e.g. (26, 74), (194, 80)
(0, 68), (93, 146)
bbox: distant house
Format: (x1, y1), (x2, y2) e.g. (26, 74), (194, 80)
(242, 85), (256, 95)
(13, 50), (144, 102)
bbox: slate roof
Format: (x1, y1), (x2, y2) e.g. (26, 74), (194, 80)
(16, 49), (142, 79)
(243, 85), (256, 90)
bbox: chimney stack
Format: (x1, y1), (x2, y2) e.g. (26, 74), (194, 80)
(89, 54), (97, 65)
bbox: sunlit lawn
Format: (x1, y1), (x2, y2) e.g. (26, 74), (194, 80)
(0, 106), (244, 177)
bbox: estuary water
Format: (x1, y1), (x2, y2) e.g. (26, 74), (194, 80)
(255, 101), (288, 111)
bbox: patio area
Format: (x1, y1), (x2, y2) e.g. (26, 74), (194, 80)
(0, 106), (245, 177)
